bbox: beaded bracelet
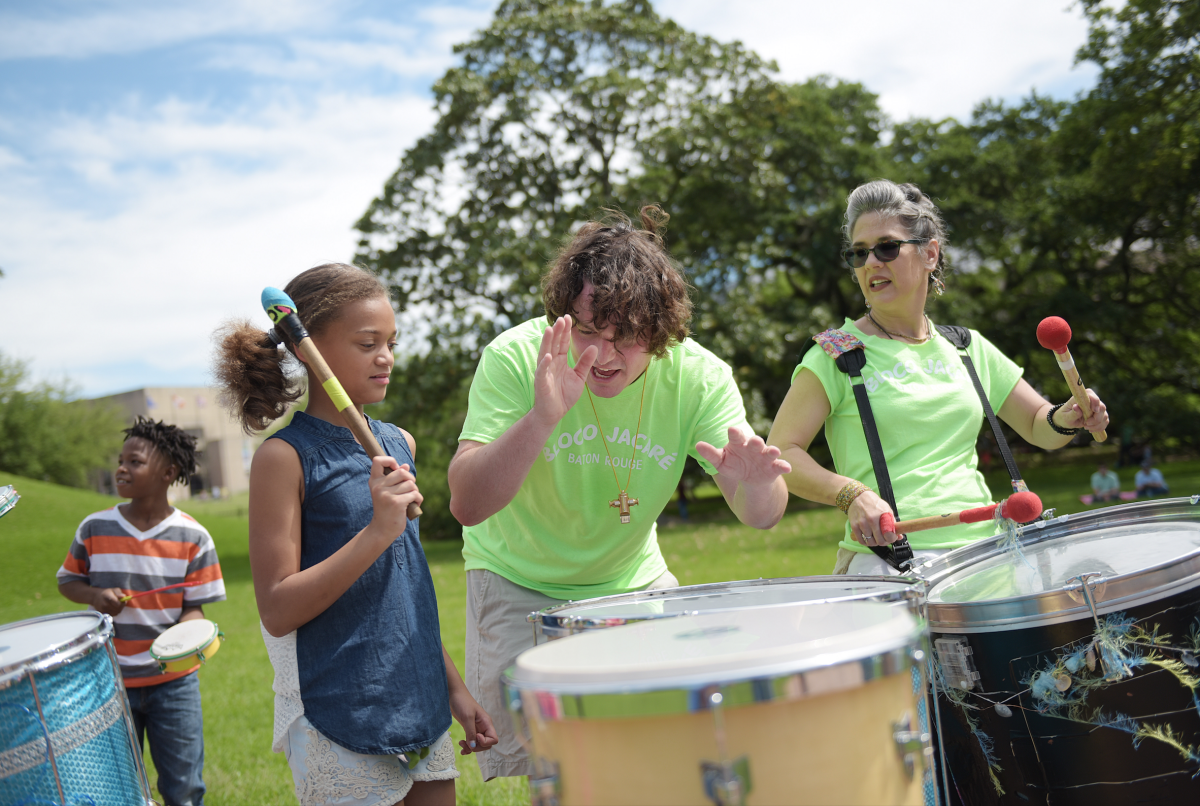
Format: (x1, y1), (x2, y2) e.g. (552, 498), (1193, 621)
(1046, 402), (1083, 436)
(836, 480), (871, 514)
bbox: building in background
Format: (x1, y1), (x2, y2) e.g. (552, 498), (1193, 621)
(91, 386), (255, 502)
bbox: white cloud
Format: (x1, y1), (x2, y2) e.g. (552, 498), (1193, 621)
(0, 0), (340, 60)
(0, 92), (436, 395)
(659, 0), (1101, 121)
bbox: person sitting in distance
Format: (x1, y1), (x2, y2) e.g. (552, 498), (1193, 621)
(1090, 463), (1120, 502)
(1135, 459), (1169, 498)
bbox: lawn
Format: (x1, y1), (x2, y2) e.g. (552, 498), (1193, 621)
(2, 453), (1197, 804)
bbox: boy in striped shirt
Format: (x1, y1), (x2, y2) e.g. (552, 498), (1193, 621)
(58, 417), (225, 806)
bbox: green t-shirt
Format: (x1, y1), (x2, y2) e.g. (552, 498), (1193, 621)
(460, 317), (750, 599)
(794, 318), (1023, 552)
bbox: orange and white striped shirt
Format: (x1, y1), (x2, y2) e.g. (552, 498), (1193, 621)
(57, 506), (225, 687)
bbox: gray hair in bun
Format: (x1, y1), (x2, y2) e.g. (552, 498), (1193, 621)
(844, 180), (949, 290)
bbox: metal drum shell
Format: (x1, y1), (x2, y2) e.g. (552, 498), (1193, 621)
(529, 574), (923, 641)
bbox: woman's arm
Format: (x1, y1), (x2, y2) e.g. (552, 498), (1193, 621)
(766, 370), (899, 546)
(997, 379), (1108, 451)
(249, 440), (423, 637)
(443, 644), (499, 755)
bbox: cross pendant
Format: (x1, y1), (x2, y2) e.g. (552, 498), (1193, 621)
(609, 491), (639, 524)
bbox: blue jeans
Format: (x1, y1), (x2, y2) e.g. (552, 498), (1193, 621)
(126, 672), (206, 806)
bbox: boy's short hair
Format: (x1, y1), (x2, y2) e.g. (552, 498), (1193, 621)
(542, 205), (692, 359)
(123, 417), (199, 485)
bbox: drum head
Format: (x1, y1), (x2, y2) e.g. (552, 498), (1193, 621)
(536, 576), (916, 630)
(925, 497), (1200, 630)
(0, 612), (108, 679)
(151, 619), (217, 660)
(510, 601), (918, 693)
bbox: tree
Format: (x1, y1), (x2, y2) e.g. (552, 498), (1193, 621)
(0, 354), (126, 488)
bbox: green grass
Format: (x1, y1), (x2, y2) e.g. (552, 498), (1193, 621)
(2, 454), (1197, 804)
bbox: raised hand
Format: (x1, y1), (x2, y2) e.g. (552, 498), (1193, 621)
(695, 426), (792, 488)
(1054, 388), (1109, 434)
(532, 315), (599, 427)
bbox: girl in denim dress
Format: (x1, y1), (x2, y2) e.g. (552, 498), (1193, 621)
(214, 263), (497, 806)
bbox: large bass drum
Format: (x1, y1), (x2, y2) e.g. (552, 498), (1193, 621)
(921, 496), (1200, 805)
(529, 575), (921, 640)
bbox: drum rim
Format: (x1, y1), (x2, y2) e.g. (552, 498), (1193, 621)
(502, 630), (925, 720)
(922, 496), (1200, 630)
(149, 618), (219, 661)
(529, 574), (922, 632)
(0, 611), (112, 688)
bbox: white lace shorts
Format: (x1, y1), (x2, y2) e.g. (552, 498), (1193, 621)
(284, 714), (459, 806)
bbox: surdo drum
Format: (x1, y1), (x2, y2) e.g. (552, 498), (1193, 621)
(505, 601), (934, 806)
(920, 497), (1200, 805)
(0, 612), (154, 805)
(528, 575), (923, 641)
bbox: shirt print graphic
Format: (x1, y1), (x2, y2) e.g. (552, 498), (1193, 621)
(862, 356), (967, 394)
(541, 423), (679, 472)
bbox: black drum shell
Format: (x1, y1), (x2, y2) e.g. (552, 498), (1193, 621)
(932, 584), (1200, 806)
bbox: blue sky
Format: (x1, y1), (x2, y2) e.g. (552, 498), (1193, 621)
(0, 0), (1101, 398)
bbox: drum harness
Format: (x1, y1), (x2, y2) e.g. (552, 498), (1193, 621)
(810, 324), (1029, 573)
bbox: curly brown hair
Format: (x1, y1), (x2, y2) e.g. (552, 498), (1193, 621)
(212, 263), (388, 433)
(542, 205), (692, 358)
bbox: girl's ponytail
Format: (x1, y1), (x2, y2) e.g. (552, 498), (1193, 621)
(213, 320), (303, 433)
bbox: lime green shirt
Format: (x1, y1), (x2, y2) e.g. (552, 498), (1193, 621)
(461, 317), (750, 599)
(794, 318), (1024, 552)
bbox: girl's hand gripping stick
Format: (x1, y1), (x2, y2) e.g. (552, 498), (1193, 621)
(880, 491), (1042, 535)
(1036, 316), (1107, 442)
(262, 287), (422, 520)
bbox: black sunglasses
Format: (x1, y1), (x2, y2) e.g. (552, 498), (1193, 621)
(841, 239), (927, 269)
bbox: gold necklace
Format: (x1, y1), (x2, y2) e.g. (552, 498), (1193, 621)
(585, 368), (650, 524)
(867, 310), (932, 344)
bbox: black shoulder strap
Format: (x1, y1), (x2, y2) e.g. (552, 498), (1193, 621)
(934, 325), (1028, 493)
(821, 339), (915, 573)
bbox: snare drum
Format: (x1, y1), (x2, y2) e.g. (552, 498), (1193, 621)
(922, 497), (1200, 805)
(0, 612), (153, 805)
(150, 619), (223, 674)
(505, 601), (933, 805)
(530, 575), (922, 640)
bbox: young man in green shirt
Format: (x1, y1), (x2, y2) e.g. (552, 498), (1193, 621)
(448, 206), (791, 780)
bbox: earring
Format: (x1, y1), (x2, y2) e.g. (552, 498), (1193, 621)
(932, 275), (946, 296)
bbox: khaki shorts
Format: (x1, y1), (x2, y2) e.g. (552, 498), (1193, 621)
(465, 568), (679, 780)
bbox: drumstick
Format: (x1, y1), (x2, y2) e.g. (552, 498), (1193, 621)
(262, 287), (422, 520)
(880, 491), (1042, 535)
(1036, 316), (1107, 442)
(119, 581), (203, 603)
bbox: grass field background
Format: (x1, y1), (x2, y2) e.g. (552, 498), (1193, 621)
(2, 453), (1198, 804)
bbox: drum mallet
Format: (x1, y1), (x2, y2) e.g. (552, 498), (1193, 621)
(262, 287), (422, 520)
(1036, 316), (1107, 442)
(880, 491), (1042, 535)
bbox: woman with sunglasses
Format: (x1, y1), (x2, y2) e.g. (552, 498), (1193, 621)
(767, 180), (1109, 575)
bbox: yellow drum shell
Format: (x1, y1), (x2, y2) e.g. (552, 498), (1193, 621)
(525, 671), (922, 805)
(149, 619), (222, 674)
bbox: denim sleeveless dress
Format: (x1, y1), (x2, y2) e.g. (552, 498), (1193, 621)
(270, 411), (450, 755)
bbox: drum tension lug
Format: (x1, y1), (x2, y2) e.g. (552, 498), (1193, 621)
(934, 636), (980, 691)
(892, 713), (932, 779)
(700, 756), (752, 806)
(528, 758), (560, 806)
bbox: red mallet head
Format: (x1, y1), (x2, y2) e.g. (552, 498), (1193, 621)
(999, 491), (1042, 523)
(1036, 316), (1072, 353)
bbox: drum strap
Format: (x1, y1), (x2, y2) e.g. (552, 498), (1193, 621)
(933, 325), (1028, 493)
(812, 330), (915, 572)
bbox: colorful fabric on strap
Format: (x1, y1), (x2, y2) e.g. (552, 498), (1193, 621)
(814, 329), (865, 359)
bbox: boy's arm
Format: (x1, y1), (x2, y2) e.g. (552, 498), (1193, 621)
(58, 580), (125, 616)
(179, 605), (205, 622)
